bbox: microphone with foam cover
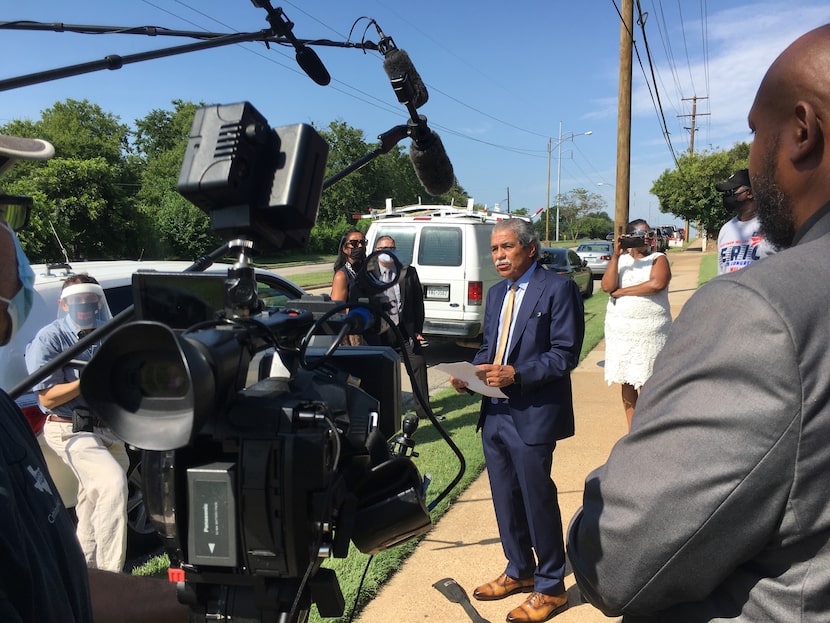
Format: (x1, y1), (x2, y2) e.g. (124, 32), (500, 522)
(383, 49), (428, 109)
(409, 129), (455, 196)
(296, 45), (331, 86)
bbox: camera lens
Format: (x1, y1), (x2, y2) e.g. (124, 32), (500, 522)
(138, 359), (190, 398)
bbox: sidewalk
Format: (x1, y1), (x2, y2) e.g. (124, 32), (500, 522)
(355, 242), (705, 623)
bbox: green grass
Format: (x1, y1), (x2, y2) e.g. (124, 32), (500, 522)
(289, 270), (334, 290)
(698, 253), (717, 286)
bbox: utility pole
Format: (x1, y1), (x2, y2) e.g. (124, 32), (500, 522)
(545, 139), (552, 245)
(680, 96), (709, 154)
(679, 96), (709, 244)
(614, 0), (633, 240)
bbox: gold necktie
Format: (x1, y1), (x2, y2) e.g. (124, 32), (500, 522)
(493, 284), (517, 365)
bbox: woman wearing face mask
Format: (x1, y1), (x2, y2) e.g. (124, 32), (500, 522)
(331, 229), (368, 345)
(601, 219), (672, 428)
(331, 228), (367, 302)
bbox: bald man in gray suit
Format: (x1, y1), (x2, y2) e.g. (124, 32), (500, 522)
(569, 23), (830, 621)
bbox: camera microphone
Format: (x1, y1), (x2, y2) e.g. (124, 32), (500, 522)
(409, 125), (455, 196)
(255, 0), (331, 85)
(383, 49), (428, 109)
(376, 22), (428, 109)
(295, 45), (331, 86)
(344, 307), (374, 333)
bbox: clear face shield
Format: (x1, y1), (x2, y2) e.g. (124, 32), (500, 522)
(58, 283), (113, 331)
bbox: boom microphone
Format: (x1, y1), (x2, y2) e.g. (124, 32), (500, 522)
(295, 45), (331, 86)
(375, 21), (428, 109)
(383, 49), (428, 109)
(410, 128), (455, 196)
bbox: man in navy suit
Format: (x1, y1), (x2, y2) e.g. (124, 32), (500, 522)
(451, 218), (584, 622)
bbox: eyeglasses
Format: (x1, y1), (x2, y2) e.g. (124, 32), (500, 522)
(375, 246), (396, 251)
(345, 239), (367, 248)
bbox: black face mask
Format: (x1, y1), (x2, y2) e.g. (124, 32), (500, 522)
(723, 192), (750, 212)
(348, 246), (366, 262)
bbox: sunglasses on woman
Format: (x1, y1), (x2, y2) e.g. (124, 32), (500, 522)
(345, 239), (367, 248)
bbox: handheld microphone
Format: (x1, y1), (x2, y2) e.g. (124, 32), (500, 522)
(409, 124), (455, 196)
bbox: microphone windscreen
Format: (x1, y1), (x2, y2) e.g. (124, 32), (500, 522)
(383, 49), (429, 109)
(296, 46), (331, 86)
(410, 131), (455, 196)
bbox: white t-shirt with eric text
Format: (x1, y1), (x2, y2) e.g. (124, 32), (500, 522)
(717, 215), (775, 274)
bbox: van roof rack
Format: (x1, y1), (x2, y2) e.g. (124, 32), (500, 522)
(356, 198), (539, 223)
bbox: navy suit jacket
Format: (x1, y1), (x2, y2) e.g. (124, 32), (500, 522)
(473, 263), (585, 445)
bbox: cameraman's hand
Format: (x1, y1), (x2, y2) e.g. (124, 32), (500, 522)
(615, 236), (628, 256)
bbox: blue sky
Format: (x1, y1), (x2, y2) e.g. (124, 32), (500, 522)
(3, 1), (830, 233)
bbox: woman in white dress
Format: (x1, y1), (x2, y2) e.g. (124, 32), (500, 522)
(601, 220), (672, 428)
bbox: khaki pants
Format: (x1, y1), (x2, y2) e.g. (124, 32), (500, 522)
(43, 421), (129, 572)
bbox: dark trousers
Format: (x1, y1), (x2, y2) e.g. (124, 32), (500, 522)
(482, 401), (566, 596)
(400, 338), (429, 419)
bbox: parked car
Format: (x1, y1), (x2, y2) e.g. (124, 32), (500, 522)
(0, 259), (305, 556)
(652, 228), (669, 252)
(538, 247), (593, 298)
(575, 240), (613, 277)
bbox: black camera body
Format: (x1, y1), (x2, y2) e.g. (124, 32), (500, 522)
(81, 102), (433, 623)
(620, 235), (646, 248)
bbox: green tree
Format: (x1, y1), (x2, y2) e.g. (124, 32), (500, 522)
(651, 144), (749, 235)
(556, 188), (607, 240)
(132, 100), (220, 259)
(314, 120), (469, 252)
(1, 100), (139, 262)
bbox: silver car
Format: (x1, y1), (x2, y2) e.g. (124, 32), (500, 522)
(575, 240), (613, 277)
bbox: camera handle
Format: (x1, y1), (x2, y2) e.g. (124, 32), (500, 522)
(389, 413), (419, 458)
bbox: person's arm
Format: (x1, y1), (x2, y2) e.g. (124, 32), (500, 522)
(408, 266), (425, 335)
(37, 379), (80, 410)
(609, 253), (672, 299)
(601, 238), (625, 293)
(88, 569), (189, 623)
(567, 279), (798, 616)
(482, 275), (584, 390)
(330, 269), (348, 302)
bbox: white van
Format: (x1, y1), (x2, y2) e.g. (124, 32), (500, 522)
(364, 199), (529, 345)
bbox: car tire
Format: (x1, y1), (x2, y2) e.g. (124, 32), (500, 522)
(125, 452), (163, 558)
(583, 271), (594, 298)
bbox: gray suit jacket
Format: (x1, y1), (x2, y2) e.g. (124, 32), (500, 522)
(568, 203), (830, 621)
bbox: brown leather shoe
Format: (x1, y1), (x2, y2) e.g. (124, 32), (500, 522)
(473, 572), (535, 601)
(506, 591), (568, 623)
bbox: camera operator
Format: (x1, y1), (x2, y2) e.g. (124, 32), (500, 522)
(601, 220), (672, 428)
(0, 133), (188, 622)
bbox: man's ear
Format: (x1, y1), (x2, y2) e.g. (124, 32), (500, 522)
(791, 100), (821, 164)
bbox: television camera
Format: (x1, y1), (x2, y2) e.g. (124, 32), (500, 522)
(79, 101), (442, 623)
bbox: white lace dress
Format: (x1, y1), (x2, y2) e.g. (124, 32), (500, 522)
(604, 252), (671, 389)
